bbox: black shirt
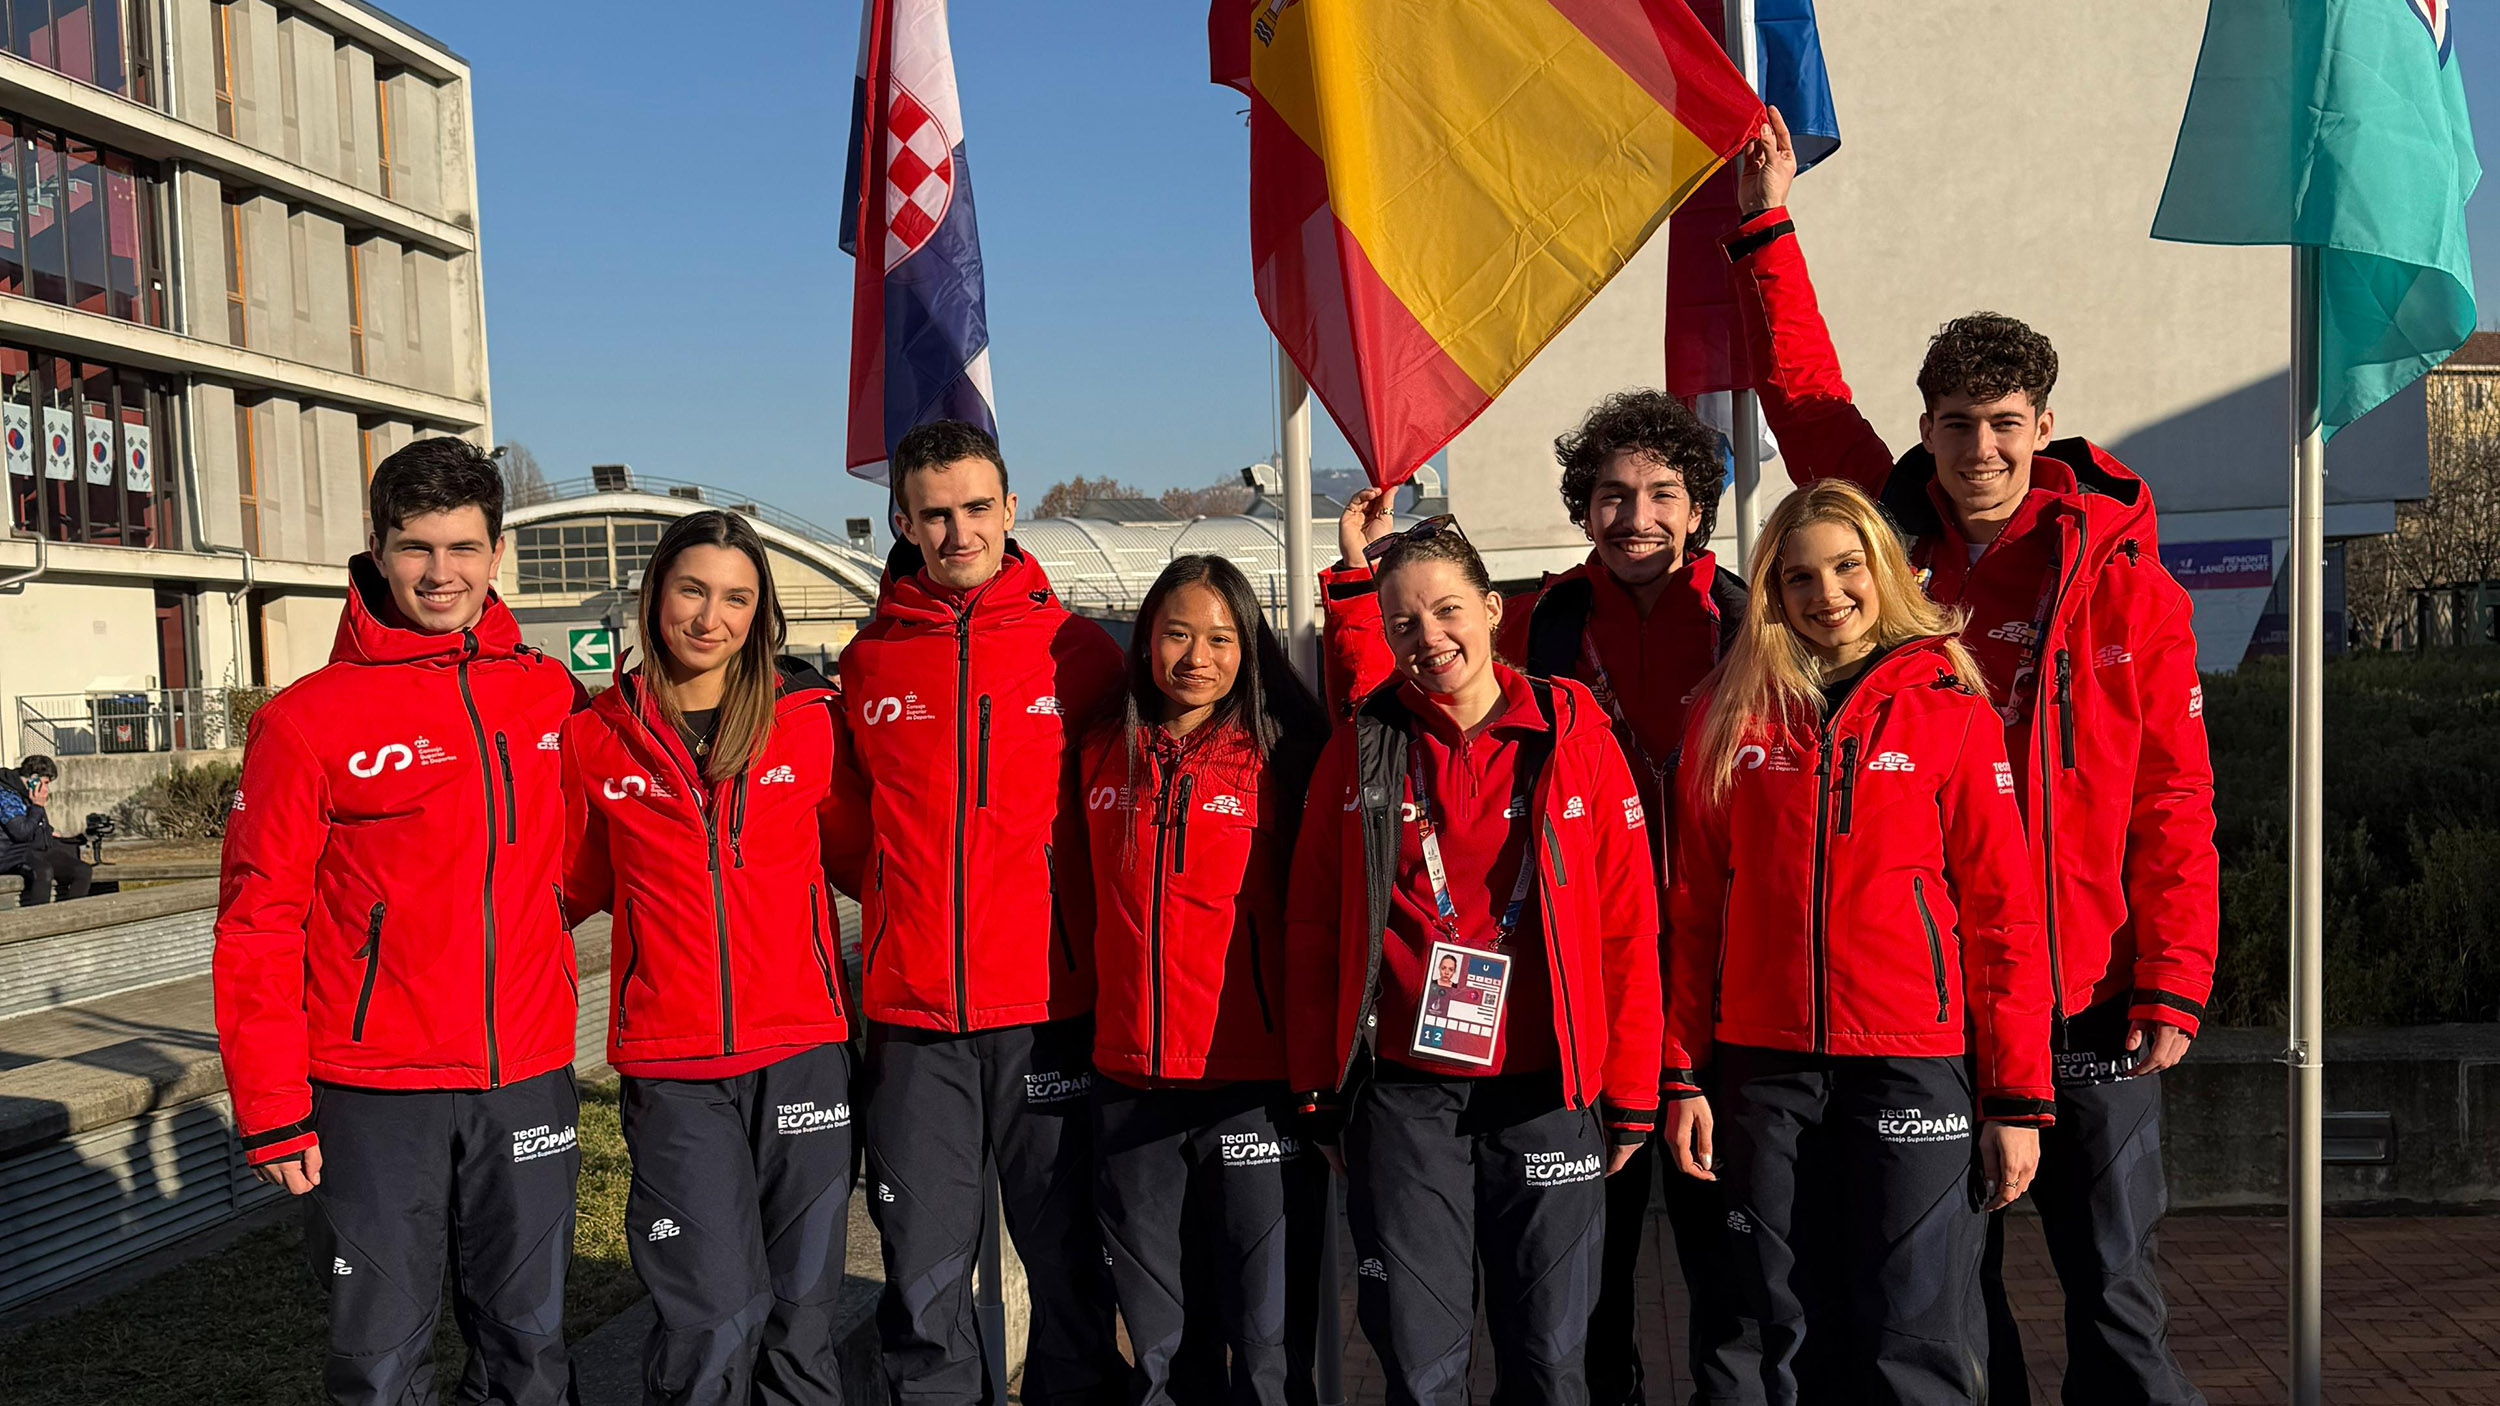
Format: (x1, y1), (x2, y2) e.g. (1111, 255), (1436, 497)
(676, 707), (720, 765)
(1817, 646), (1892, 719)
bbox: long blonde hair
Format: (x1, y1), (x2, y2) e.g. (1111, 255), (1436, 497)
(1691, 479), (1983, 801)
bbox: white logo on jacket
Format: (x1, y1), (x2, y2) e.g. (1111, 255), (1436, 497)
(2189, 684), (2205, 720)
(230, 790), (247, 812)
(1562, 796), (1586, 819)
(538, 731), (561, 751)
(603, 775), (650, 800)
(759, 765), (797, 785)
(1623, 797), (1646, 830)
(862, 692), (935, 725)
(1201, 793), (1245, 817)
(1994, 761), (2015, 795)
(347, 743), (415, 777)
(1736, 744), (1767, 771)
(1089, 785), (1132, 811)
(1026, 695), (1063, 716)
(1867, 751), (1916, 773)
(2095, 643), (2132, 669)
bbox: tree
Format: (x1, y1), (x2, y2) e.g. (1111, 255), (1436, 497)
(499, 440), (553, 508)
(1033, 474), (1147, 519)
(1160, 477), (1255, 519)
(2344, 368), (2500, 648)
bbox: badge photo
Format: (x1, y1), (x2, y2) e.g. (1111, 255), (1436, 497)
(1409, 941), (1511, 1068)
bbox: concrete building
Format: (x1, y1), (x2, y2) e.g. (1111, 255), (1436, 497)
(497, 466), (885, 688)
(0, 0), (488, 762)
(1444, 0), (2428, 673)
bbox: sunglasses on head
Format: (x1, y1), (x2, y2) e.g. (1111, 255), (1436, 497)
(1362, 512), (1468, 563)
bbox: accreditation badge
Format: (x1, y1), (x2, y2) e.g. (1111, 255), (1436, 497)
(1409, 941), (1510, 1067)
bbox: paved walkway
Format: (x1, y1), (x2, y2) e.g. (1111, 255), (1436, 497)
(1330, 1208), (2500, 1404)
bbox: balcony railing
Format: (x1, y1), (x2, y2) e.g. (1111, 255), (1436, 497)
(16, 689), (249, 758)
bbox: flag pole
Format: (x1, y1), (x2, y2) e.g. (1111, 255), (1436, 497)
(1723, 0), (1766, 568)
(2287, 245), (2326, 1406)
(1279, 344), (1318, 683)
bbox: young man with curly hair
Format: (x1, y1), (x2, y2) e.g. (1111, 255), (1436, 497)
(1325, 388), (1757, 1406)
(1726, 107), (2221, 1406)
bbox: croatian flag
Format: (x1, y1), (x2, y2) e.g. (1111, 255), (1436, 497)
(841, 0), (996, 484)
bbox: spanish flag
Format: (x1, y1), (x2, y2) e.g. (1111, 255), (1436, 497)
(1212, 0), (1760, 488)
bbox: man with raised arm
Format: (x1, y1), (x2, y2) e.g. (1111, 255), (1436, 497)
(835, 419), (1130, 1404)
(1726, 108), (2221, 1404)
(215, 438), (588, 1402)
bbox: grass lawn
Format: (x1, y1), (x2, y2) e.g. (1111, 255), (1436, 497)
(0, 1079), (642, 1406)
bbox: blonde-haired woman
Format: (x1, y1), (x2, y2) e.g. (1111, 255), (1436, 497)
(1663, 479), (2053, 1404)
(562, 509), (869, 1404)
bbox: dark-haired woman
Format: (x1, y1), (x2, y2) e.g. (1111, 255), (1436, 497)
(1081, 554), (1332, 1406)
(562, 510), (870, 1405)
(1285, 521), (1663, 1405)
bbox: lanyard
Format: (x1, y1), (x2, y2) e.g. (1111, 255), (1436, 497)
(1999, 555), (2063, 727)
(1407, 737), (1537, 949)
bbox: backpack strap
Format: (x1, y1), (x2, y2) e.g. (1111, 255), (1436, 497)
(1708, 566), (1751, 658)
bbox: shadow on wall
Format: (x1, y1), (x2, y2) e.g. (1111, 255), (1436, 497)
(2105, 370), (2426, 515)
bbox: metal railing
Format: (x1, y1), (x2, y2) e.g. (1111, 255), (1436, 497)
(518, 472), (853, 549)
(16, 689), (241, 758)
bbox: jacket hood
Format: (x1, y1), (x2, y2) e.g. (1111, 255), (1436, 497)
(870, 540), (1061, 631)
(334, 554), (526, 667)
(1886, 437), (2159, 559)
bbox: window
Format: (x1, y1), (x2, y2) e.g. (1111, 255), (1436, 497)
(234, 401), (260, 556)
(0, 346), (164, 547)
(0, 115), (164, 327)
(613, 521), (663, 587)
(0, 123), (21, 299)
(374, 74), (394, 198)
(8, 0), (153, 100)
(515, 523), (610, 594)
(213, 2), (237, 136)
(222, 191), (247, 346)
(346, 242), (367, 375)
(25, 133), (63, 306)
(298, 409), (323, 552)
(63, 140), (105, 315)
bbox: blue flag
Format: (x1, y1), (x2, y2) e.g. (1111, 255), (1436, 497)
(1755, 0), (1840, 171)
(2152, 0), (2478, 439)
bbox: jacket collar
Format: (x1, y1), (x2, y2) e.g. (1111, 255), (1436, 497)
(1399, 664), (1551, 745)
(334, 553), (525, 667)
(1570, 548), (1721, 623)
(871, 541), (1059, 631)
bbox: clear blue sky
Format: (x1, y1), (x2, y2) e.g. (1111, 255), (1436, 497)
(389, 0), (2500, 543)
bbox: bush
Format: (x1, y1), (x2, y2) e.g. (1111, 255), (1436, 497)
(114, 760), (244, 840)
(2203, 649), (2500, 1025)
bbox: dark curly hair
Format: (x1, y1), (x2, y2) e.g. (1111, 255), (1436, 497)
(1916, 313), (2058, 412)
(369, 436), (504, 542)
(1553, 390), (1727, 545)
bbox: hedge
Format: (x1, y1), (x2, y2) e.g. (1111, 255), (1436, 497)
(2203, 649), (2500, 1026)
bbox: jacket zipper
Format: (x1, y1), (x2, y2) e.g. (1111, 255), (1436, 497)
(1172, 773), (1195, 873)
(455, 632), (502, 1087)
(1834, 736), (1861, 835)
(976, 695), (992, 807)
(2054, 649), (2077, 769)
(1914, 875), (1948, 1023)
(351, 901), (385, 1042)
(807, 883), (841, 1012)
(494, 733), (517, 844)
(1539, 814), (1587, 1100)
(865, 853), (890, 973)
(705, 780), (735, 1056)
(551, 884), (576, 999)
(1045, 842), (1076, 971)
(1809, 730), (1836, 1055)
(1149, 763), (1177, 1076)
(615, 898), (641, 1031)
(2034, 542), (2083, 1048)
(1246, 911), (1275, 1033)
(952, 608), (973, 1031)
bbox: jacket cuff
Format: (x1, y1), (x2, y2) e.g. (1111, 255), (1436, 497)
(1601, 1098), (1657, 1145)
(1724, 206), (1795, 262)
(240, 1118), (319, 1165)
(2128, 987), (2207, 1038)
(1661, 1063), (1704, 1098)
(1321, 561), (1377, 600)
(1979, 1094), (2057, 1127)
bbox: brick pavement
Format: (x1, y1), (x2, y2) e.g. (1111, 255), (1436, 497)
(1324, 1208), (2500, 1404)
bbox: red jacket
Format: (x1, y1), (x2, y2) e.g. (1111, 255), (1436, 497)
(1286, 669), (1662, 1126)
(834, 545), (1125, 1032)
(1322, 551), (1744, 857)
(1080, 722), (1302, 1084)
(1730, 206), (2223, 1038)
(214, 559), (585, 1164)
(562, 660), (871, 1072)
(1668, 640), (2056, 1122)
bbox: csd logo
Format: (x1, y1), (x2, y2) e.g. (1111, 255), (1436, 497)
(1736, 744), (1767, 771)
(1087, 786), (1126, 811)
(603, 775), (651, 800)
(862, 697), (904, 725)
(348, 744), (414, 778)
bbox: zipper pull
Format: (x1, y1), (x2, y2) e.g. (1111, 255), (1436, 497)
(1835, 736), (1860, 835)
(1815, 732), (1834, 776)
(2054, 649), (2076, 769)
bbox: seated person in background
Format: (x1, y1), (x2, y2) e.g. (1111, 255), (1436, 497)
(0, 755), (90, 905)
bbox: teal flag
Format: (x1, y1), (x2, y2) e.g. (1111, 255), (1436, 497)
(2153, 0), (2479, 439)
